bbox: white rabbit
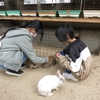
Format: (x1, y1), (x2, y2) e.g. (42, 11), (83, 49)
(37, 70), (65, 96)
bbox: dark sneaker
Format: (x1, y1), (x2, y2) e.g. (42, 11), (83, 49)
(6, 69), (23, 76)
(21, 64), (26, 69)
(66, 70), (71, 74)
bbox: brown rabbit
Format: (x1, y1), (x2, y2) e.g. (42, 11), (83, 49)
(42, 56), (57, 68)
(24, 56), (57, 69)
(24, 59), (39, 69)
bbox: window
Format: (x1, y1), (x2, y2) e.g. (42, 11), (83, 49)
(61, 0), (71, 3)
(24, 0), (37, 4)
(24, 0), (71, 5)
(0, 1), (4, 6)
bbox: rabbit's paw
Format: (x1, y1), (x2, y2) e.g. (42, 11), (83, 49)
(46, 92), (53, 96)
(29, 64), (38, 69)
(33, 65), (38, 68)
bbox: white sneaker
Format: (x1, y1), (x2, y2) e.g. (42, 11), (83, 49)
(62, 72), (78, 81)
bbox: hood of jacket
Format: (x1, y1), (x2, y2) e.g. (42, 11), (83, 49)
(5, 28), (32, 39)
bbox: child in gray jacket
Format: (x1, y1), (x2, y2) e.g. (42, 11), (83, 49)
(0, 20), (55, 76)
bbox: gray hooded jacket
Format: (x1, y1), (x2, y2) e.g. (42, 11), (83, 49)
(0, 28), (48, 71)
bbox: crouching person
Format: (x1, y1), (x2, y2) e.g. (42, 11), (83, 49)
(0, 20), (56, 76)
(55, 23), (93, 81)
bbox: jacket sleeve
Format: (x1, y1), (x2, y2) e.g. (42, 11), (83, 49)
(58, 55), (82, 72)
(15, 35), (48, 64)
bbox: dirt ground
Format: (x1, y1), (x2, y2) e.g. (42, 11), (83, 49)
(0, 54), (100, 100)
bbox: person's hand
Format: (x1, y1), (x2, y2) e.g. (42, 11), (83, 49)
(42, 56), (57, 68)
(55, 51), (61, 57)
(56, 53), (62, 58)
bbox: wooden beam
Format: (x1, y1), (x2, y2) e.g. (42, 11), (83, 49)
(0, 17), (100, 23)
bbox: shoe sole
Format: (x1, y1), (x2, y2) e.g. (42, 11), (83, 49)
(6, 71), (23, 76)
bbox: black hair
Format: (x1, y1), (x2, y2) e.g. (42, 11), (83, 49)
(0, 20), (44, 41)
(55, 23), (75, 42)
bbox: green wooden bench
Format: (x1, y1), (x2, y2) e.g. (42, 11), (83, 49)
(6, 10), (22, 17)
(70, 10), (80, 18)
(58, 10), (67, 17)
(0, 11), (7, 16)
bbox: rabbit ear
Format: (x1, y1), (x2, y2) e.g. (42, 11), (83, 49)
(56, 69), (61, 77)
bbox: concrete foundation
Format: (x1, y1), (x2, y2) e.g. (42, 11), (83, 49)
(80, 30), (100, 54)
